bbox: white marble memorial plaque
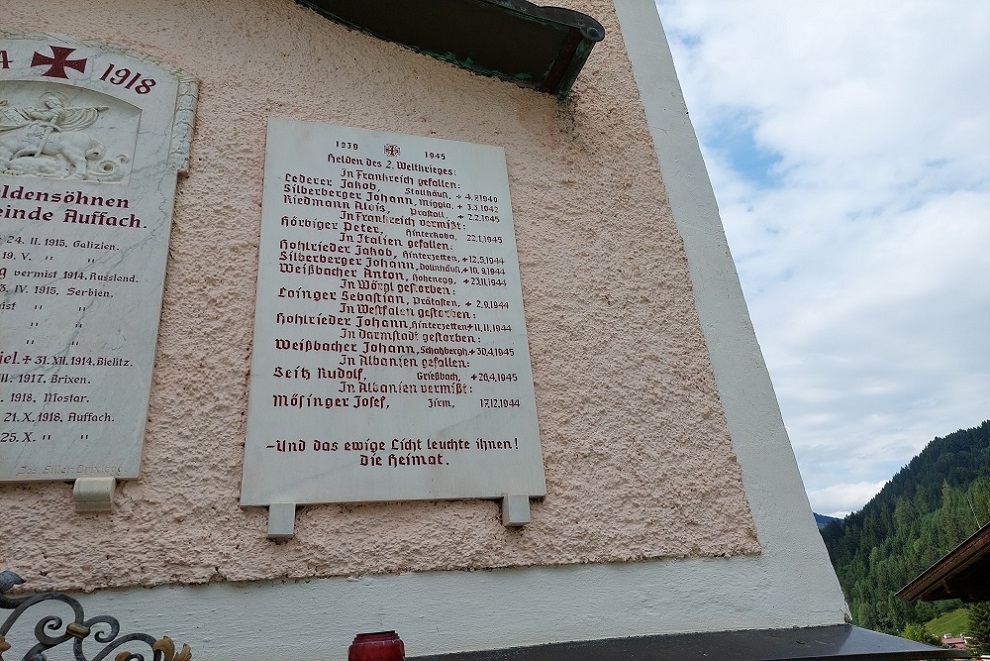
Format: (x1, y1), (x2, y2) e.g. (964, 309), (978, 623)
(241, 118), (545, 506)
(0, 34), (197, 481)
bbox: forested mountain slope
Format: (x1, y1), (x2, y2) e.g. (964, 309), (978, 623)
(820, 420), (990, 633)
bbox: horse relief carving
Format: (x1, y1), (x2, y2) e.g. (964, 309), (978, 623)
(0, 91), (130, 182)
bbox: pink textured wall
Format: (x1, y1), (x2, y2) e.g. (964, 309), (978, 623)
(1, 0), (759, 592)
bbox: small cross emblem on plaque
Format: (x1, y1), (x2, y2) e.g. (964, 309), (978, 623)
(31, 46), (88, 78)
(384, 144), (400, 157)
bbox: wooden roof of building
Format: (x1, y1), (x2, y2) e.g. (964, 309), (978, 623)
(898, 521), (990, 603)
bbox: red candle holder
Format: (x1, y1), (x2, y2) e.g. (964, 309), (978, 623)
(348, 631), (405, 661)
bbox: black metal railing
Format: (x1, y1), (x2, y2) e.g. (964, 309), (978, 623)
(0, 571), (190, 661)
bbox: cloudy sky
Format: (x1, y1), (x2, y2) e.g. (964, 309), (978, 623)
(654, 1), (990, 517)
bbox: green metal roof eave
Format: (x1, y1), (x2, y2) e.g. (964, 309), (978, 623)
(294, 0), (605, 97)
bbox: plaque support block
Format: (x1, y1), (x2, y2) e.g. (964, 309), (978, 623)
(501, 494), (531, 527)
(73, 478), (117, 513)
(267, 503), (297, 540)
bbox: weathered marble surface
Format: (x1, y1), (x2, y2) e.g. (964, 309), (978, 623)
(0, 34), (197, 481)
(242, 119), (545, 506)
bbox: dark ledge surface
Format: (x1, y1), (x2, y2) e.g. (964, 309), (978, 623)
(411, 625), (969, 661)
(294, 0), (605, 96)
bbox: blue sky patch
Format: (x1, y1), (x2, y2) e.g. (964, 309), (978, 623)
(706, 116), (783, 189)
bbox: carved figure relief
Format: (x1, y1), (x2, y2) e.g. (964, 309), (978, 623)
(0, 90), (130, 181)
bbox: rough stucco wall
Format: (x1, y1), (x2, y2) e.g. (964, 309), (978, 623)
(1, 0), (759, 592)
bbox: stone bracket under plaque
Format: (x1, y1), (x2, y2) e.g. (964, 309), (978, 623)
(72, 477), (116, 513)
(266, 503), (297, 540)
(265, 497), (532, 540)
(501, 494), (532, 527)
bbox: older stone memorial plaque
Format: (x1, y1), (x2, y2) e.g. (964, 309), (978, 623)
(0, 34), (196, 482)
(241, 118), (545, 509)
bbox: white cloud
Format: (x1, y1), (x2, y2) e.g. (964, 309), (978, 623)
(657, 0), (990, 514)
(808, 481), (890, 519)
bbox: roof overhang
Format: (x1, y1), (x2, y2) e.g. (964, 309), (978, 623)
(898, 521), (990, 602)
(294, 0), (605, 97)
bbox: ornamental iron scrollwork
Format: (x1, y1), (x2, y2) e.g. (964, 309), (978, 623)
(0, 571), (191, 661)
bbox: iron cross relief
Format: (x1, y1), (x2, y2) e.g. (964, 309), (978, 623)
(31, 46), (88, 78)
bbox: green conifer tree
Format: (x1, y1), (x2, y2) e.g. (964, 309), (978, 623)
(969, 601), (990, 655)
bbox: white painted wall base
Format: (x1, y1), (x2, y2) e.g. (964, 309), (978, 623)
(53, 554), (846, 659)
